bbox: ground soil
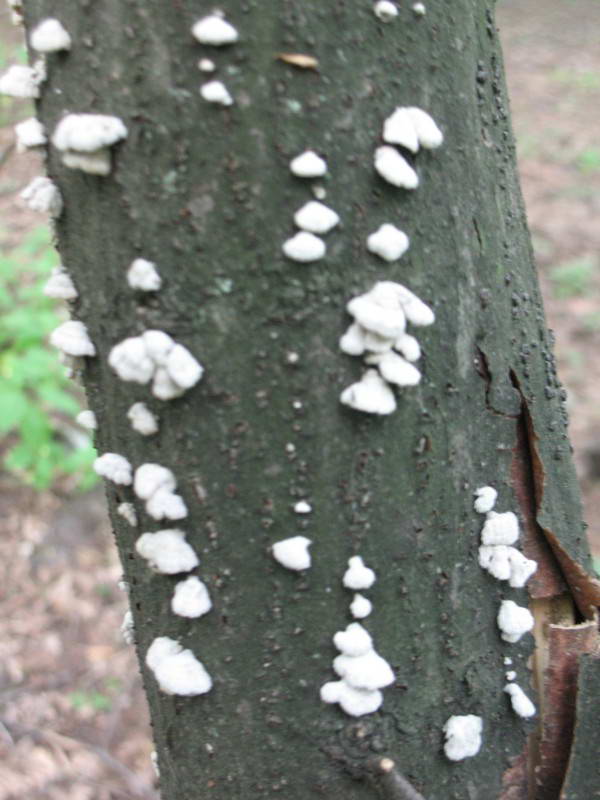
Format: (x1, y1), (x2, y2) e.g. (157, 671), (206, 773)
(1, 2), (599, 797)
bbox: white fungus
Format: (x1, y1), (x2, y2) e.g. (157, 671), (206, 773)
(478, 545), (512, 582)
(272, 536), (312, 571)
(120, 610), (134, 645)
(15, 117), (46, 152)
(474, 486), (497, 514)
(373, 1), (399, 22)
(334, 650), (395, 692)
(383, 108), (420, 153)
(198, 58), (216, 72)
(200, 80), (233, 106)
(127, 402), (159, 436)
(497, 600), (534, 644)
(405, 107), (443, 149)
(339, 323), (368, 357)
(412, 2), (426, 14)
(165, 343), (204, 389)
(507, 549), (538, 589)
(52, 114), (128, 152)
(443, 715), (483, 761)
(20, 176), (63, 217)
(294, 201), (340, 234)
(481, 511), (520, 546)
(320, 680), (383, 717)
(135, 529), (199, 574)
(343, 556), (376, 590)
(30, 18), (71, 52)
(93, 453), (133, 486)
(374, 146), (418, 189)
(76, 409), (97, 430)
(0, 65), (41, 98)
(146, 488), (188, 521)
(134, 463), (176, 500)
(333, 623), (373, 657)
(394, 333), (421, 362)
(367, 223), (410, 262)
(191, 14), (239, 46)
(44, 266), (77, 300)
(340, 369), (397, 415)
(109, 336), (155, 384)
(117, 502), (138, 527)
(289, 150), (327, 178)
(61, 148), (112, 176)
(146, 636), (212, 696)
(505, 670), (517, 682)
(350, 594), (373, 619)
(50, 320), (95, 357)
(282, 231), (326, 263)
(171, 576), (212, 618)
(293, 500), (312, 514)
(504, 683), (536, 718)
(127, 258), (162, 291)
(366, 351), (421, 387)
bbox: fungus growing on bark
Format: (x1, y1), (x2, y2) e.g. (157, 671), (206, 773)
(50, 320), (95, 357)
(20, 176), (63, 216)
(272, 536), (312, 571)
(365, 351), (421, 387)
(497, 600), (534, 644)
(373, 1), (399, 22)
(191, 14), (239, 46)
(120, 610), (134, 645)
(412, 2), (426, 14)
(93, 453), (133, 485)
(481, 511), (519, 546)
(320, 681), (383, 717)
(443, 715), (483, 761)
(30, 18), (71, 52)
(343, 556), (376, 590)
(0, 64), (42, 98)
(133, 463), (187, 521)
(76, 410), (97, 430)
(198, 58), (216, 72)
(367, 223), (410, 262)
(127, 402), (159, 436)
(293, 500), (312, 514)
(350, 594), (372, 619)
(473, 485), (497, 514)
(44, 266), (77, 300)
(117, 502), (138, 527)
(52, 114), (128, 176)
(374, 146), (418, 189)
(405, 107), (444, 149)
(146, 636), (212, 696)
(383, 107), (443, 151)
(171, 576), (212, 618)
(127, 259), (162, 291)
(340, 369), (397, 415)
(289, 150), (327, 178)
(282, 231), (326, 263)
(504, 683), (536, 718)
(15, 117), (46, 151)
(294, 201), (340, 234)
(200, 80), (233, 106)
(135, 529), (199, 574)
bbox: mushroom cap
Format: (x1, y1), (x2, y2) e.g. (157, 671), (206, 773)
(52, 113), (128, 152)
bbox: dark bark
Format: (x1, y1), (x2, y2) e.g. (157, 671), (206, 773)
(22, 1), (600, 798)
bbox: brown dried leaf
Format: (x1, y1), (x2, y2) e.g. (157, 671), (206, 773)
(276, 53), (319, 70)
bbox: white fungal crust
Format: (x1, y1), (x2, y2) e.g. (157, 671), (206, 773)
(373, 1), (399, 22)
(76, 409), (97, 430)
(504, 683), (536, 718)
(383, 108), (420, 152)
(191, 14), (239, 46)
(394, 333), (421, 362)
(294, 201), (340, 234)
(412, 2), (426, 14)
(50, 320), (95, 357)
(272, 536), (312, 571)
(374, 146), (418, 189)
(127, 402), (159, 436)
(481, 511), (520, 546)
(507, 549), (538, 588)
(120, 610), (134, 645)
(367, 223), (410, 262)
(474, 486), (497, 514)
(340, 369), (397, 415)
(200, 80), (233, 106)
(505, 670), (517, 682)
(293, 500), (312, 514)
(15, 117), (46, 152)
(146, 636), (212, 696)
(117, 502), (138, 527)
(20, 176), (63, 217)
(52, 114), (128, 152)
(127, 258), (162, 291)
(30, 18), (71, 52)
(343, 556), (376, 590)
(333, 650), (395, 692)
(478, 542), (537, 587)
(133, 463), (187, 521)
(350, 594), (373, 619)
(135, 529), (199, 574)
(44, 266), (78, 300)
(282, 231), (326, 263)
(198, 58), (216, 72)
(443, 715), (483, 761)
(0, 65), (41, 98)
(405, 107), (443, 149)
(333, 623), (373, 657)
(497, 600), (534, 644)
(289, 150), (327, 178)
(61, 148), (112, 176)
(171, 576), (212, 618)
(93, 453), (133, 485)
(320, 681), (383, 717)
(365, 351), (421, 387)
(146, 488), (188, 521)
(109, 336), (155, 384)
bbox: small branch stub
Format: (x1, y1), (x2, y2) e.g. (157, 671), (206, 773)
(374, 758), (427, 800)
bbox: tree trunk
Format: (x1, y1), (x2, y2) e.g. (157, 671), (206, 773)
(21, 1), (600, 798)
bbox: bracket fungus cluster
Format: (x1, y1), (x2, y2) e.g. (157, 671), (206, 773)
(340, 281), (434, 414)
(375, 106), (443, 189)
(134, 463), (187, 521)
(146, 637), (212, 696)
(127, 258), (162, 292)
(52, 113), (128, 176)
(272, 535), (312, 571)
(192, 13), (238, 106)
(443, 715), (483, 761)
(20, 176), (63, 217)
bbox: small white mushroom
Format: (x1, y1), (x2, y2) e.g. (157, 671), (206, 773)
(320, 680), (383, 717)
(333, 650), (395, 692)
(30, 18), (71, 52)
(366, 351), (421, 387)
(497, 600), (534, 644)
(293, 500), (312, 514)
(52, 114), (128, 152)
(93, 453), (133, 485)
(340, 369), (397, 415)
(191, 14), (239, 46)
(381, 281), (435, 327)
(142, 330), (174, 365)
(507, 549), (538, 589)
(282, 231), (326, 263)
(405, 107), (443, 149)
(146, 636), (212, 696)
(339, 323), (367, 357)
(373, 1), (399, 22)
(394, 333), (421, 362)
(120, 610), (135, 645)
(0, 65), (41, 98)
(333, 623), (373, 657)
(200, 80), (233, 106)
(165, 343), (204, 390)
(50, 320), (95, 357)
(146, 488), (188, 521)
(478, 544), (512, 582)
(289, 150), (327, 178)
(343, 556), (376, 590)
(382, 107), (420, 153)
(505, 670), (517, 682)
(171, 576), (212, 618)
(152, 367), (185, 400)
(127, 402), (159, 436)
(350, 594), (373, 619)
(20, 176), (63, 217)
(272, 536), (312, 571)
(76, 410), (97, 430)
(481, 511), (519, 546)
(367, 223), (410, 262)
(108, 336), (155, 384)
(294, 201), (340, 234)
(443, 715), (483, 761)
(473, 486), (497, 514)
(44, 266), (77, 300)
(412, 2), (426, 14)
(504, 683), (536, 718)
(198, 58), (216, 72)
(374, 146), (418, 189)
(14, 117), (46, 152)
(134, 463), (177, 500)
(61, 148), (112, 176)
(136, 529), (199, 574)
(347, 293), (406, 340)
(117, 502), (138, 527)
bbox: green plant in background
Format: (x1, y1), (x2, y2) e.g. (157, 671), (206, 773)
(576, 147), (600, 173)
(549, 256), (596, 300)
(0, 225), (97, 489)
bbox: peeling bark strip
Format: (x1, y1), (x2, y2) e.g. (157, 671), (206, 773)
(18, 0), (600, 798)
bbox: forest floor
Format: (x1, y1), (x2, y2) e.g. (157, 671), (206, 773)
(1, 1), (600, 797)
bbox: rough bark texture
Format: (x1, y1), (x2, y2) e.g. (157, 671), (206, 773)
(23, 1), (600, 798)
